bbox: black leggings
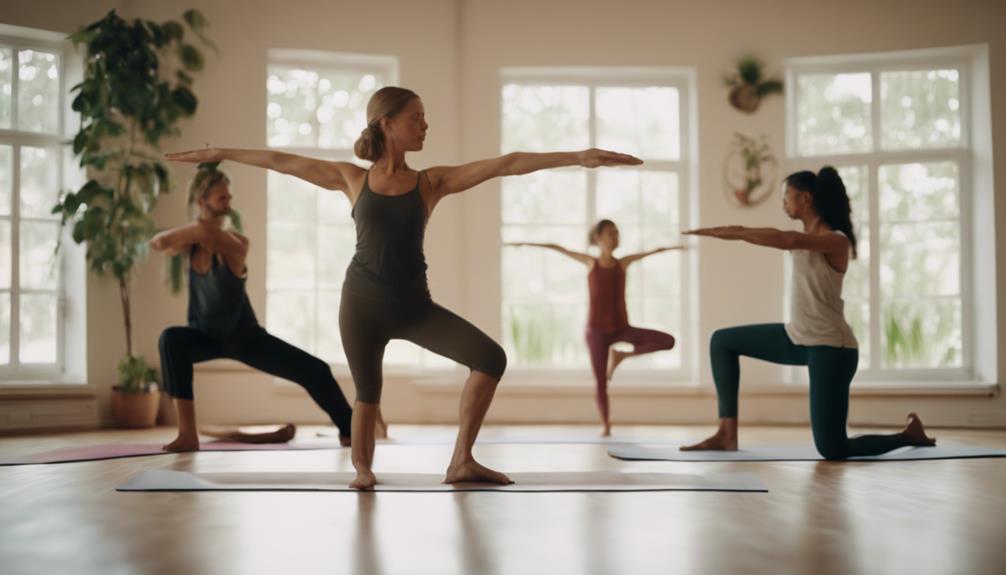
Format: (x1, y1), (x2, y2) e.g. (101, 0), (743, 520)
(158, 327), (353, 435)
(339, 291), (507, 403)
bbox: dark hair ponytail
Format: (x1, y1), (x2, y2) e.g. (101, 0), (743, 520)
(784, 166), (858, 258)
(589, 219), (616, 245)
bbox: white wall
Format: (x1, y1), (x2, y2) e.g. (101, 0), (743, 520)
(1, 0), (1003, 428)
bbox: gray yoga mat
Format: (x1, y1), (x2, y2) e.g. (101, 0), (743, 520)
(117, 468), (768, 493)
(316, 430), (678, 445)
(608, 443), (1006, 462)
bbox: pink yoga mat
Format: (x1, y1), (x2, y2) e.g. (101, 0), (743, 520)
(0, 441), (343, 466)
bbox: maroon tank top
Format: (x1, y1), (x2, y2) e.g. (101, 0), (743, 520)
(587, 261), (628, 331)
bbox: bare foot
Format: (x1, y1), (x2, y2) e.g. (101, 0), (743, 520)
(350, 469), (377, 490)
(444, 459), (513, 485)
(375, 418), (388, 440)
(601, 424), (611, 437)
(338, 434), (351, 448)
(680, 432), (737, 451)
(162, 434), (200, 452)
(903, 413), (936, 447)
(606, 349), (628, 381)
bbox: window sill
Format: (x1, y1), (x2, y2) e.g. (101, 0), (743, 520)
(0, 382), (96, 400)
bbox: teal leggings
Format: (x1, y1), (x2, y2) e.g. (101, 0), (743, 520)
(710, 324), (912, 460)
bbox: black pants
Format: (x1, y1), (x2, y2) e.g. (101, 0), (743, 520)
(158, 326), (353, 436)
(339, 291), (507, 403)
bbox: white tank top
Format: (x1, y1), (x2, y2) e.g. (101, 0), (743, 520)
(785, 231), (859, 348)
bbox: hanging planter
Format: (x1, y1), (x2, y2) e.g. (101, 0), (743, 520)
(725, 56), (783, 113)
(723, 132), (778, 208)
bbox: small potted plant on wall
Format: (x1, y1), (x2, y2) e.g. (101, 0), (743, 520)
(725, 56), (783, 113)
(53, 9), (212, 428)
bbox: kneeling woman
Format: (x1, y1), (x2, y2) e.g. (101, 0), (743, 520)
(682, 167), (935, 459)
(151, 166), (374, 451)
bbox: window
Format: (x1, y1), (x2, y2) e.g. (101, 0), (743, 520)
(500, 69), (695, 380)
(265, 50), (448, 370)
(787, 47), (980, 380)
(0, 30), (77, 380)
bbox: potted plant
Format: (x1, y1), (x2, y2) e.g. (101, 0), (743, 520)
(724, 56), (783, 113)
(53, 9), (212, 428)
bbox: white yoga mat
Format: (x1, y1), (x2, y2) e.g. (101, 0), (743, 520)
(117, 468), (767, 493)
(608, 444), (1006, 462)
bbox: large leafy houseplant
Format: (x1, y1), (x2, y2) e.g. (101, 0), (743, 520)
(53, 9), (212, 395)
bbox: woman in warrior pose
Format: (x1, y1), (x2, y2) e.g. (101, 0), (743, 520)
(167, 86), (641, 487)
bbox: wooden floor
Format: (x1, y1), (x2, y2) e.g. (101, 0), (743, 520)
(1, 424), (1005, 575)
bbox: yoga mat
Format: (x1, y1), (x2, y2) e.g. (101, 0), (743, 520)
(0, 440), (342, 466)
(117, 468), (767, 493)
(608, 444), (1006, 462)
(316, 430), (677, 445)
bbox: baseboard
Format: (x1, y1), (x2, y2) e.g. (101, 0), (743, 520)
(0, 398), (100, 431)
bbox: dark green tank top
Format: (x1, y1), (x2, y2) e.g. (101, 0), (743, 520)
(187, 246), (260, 338)
(343, 170), (430, 300)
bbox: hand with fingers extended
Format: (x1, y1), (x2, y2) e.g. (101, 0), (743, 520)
(577, 148), (643, 168)
(165, 148), (225, 164)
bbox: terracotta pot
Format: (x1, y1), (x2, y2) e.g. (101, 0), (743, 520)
(110, 387), (161, 429)
(729, 84), (760, 113)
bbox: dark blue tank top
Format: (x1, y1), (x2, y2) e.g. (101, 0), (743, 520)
(343, 170), (430, 300)
(187, 246), (260, 338)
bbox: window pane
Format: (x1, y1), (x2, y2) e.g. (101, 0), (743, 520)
(0, 48), (11, 129)
(20, 146), (61, 218)
(318, 189), (352, 223)
(267, 222), (316, 290)
(267, 171), (319, 223)
(0, 145), (11, 215)
(0, 221), (9, 289)
(502, 225), (586, 301)
(318, 224), (354, 290)
(845, 301), (870, 369)
(596, 170), (679, 229)
(19, 292), (57, 363)
(266, 291), (316, 354)
(879, 162), (958, 221)
(316, 290), (344, 364)
(501, 171), (587, 225)
(881, 299), (961, 369)
(16, 49), (59, 134)
(0, 291), (8, 364)
(797, 73), (872, 155)
(503, 300), (587, 368)
(267, 66), (318, 148)
(595, 87), (680, 160)
(316, 71), (385, 149)
(19, 221), (60, 289)
(881, 69), (961, 150)
(501, 84), (589, 153)
(880, 221), (959, 298)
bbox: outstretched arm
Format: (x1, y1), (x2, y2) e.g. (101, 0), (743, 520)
(620, 245), (686, 267)
(425, 149), (641, 203)
(683, 226), (848, 253)
(505, 242), (594, 266)
(165, 148), (365, 201)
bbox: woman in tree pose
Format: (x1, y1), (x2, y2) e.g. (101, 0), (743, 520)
(167, 86), (641, 487)
(681, 167), (935, 459)
(507, 219), (682, 436)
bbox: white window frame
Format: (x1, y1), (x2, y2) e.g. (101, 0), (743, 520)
(0, 28), (77, 382)
(499, 67), (699, 384)
(785, 46), (981, 384)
